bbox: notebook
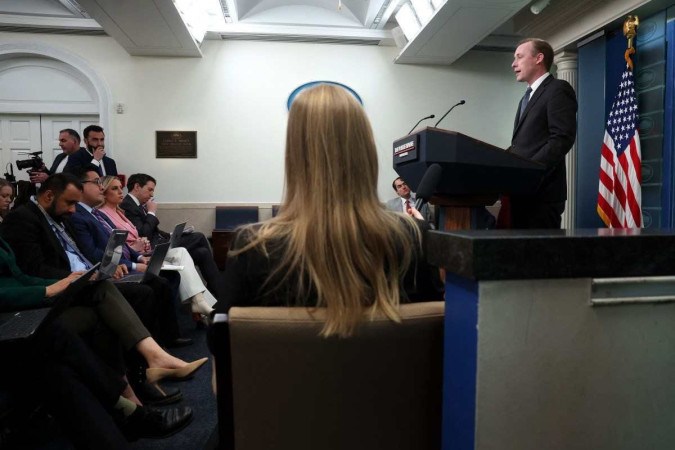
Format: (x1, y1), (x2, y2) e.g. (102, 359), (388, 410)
(0, 263), (100, 343)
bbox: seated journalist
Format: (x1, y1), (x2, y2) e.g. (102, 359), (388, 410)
(96, 175), (216, 317)
(213, 84), (443, 336)
(120, 173), (221, 297)
(68, 166), (191, 346)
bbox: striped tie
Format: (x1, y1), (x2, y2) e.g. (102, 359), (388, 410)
(50, 223), (93, 269)
(92, 209), (132, 260)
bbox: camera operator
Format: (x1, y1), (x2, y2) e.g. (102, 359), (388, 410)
(29, 129), (83, 184)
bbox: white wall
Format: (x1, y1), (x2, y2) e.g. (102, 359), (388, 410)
(0, 32), (523, 203)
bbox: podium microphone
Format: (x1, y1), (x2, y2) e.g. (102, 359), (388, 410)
(433, 100), (466, 128)
(407, 114), (435, 135)
(414, 163), (443, 211)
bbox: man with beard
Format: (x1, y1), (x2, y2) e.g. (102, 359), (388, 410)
(65, 125), (118, 177)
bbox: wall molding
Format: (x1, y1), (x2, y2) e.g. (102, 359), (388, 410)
(0, 41), (113, 153)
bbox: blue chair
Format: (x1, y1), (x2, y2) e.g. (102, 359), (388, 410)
(213, 207), (259, 270)
(215, 206), (259, 231)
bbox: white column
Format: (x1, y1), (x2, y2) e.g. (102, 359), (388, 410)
(554, 50), (578, 230)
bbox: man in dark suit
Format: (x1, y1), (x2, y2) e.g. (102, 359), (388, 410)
(28, 128), (83, 185)
(508, 38), (577, 229)
(64, 125), (118, 176)
(121, 173), (220, 298)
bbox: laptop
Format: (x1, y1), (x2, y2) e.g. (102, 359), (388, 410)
(111, 242), (171, 284)
(97, 229), (129, 280)
(0, 263), (100, 343)
(169, 221), (187, 249)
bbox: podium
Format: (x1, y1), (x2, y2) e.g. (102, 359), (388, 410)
(392, 127), (545, 229)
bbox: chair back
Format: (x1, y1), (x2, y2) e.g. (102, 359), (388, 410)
(213, 302), (445, 450)
(214, 206), (259, 231)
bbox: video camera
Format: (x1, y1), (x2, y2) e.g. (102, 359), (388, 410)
(16, 151), (44, 171)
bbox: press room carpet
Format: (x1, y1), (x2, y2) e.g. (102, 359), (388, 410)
(130, 310), (218, 450)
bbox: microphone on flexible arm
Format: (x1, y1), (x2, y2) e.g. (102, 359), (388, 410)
(414, 163), (443, 211)
(407, 114), (436, 135)
(433, 100), (466, 128)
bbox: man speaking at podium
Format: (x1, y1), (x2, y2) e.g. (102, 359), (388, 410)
(508, 38), (577, 229)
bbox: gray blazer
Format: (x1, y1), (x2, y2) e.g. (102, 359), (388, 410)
(385, 196), (434, 226)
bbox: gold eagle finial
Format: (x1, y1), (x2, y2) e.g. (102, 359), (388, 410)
(623, 16), (639, 69)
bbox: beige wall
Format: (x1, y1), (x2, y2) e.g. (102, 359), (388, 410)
(0, 32), (523, 206)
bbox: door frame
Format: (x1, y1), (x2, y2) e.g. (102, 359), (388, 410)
(0, 42), (113, 154)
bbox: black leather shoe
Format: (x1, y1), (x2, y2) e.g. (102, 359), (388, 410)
(121, 405), (193, 440)
(135, 381), (182, 406)
(166, 337), (193, 348)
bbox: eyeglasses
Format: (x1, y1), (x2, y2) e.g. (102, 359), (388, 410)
(83, 178), (102, 186)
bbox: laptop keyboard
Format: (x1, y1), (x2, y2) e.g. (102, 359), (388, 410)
(0, 310), (49, 341)
(113, 273), (145, 283)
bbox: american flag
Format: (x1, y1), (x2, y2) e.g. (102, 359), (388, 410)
(597, 65), (642, 228)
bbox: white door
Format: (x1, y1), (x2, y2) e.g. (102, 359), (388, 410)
(40, 115), (99, 166)
(0, 115), (41, 182)
(0, 114), (98, 182)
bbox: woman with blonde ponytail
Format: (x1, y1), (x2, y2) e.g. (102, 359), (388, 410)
(217, 84), (443, 337)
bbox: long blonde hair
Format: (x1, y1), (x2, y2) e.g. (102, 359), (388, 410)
(237, 84), (419, 337)
(98, 175), (126, 212)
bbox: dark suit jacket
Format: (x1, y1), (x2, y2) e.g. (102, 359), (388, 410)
(70, 204), (141, 271)
(120, 195), (169, 246)
(64, 147), (118, 177)
(48, 152), (68, 174)
(0, 202), (76, 279)
(511, 75), (577, 203)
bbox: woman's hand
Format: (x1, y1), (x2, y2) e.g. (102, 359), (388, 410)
(45, 272), (84, 298)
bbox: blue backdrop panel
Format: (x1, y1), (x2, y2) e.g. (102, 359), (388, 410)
(633, 11), (666, 228)
(663, 8), (675, 226)
(576, 36), (606, 228)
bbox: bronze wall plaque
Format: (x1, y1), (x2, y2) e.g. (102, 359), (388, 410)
(156, 131), (197, 158)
